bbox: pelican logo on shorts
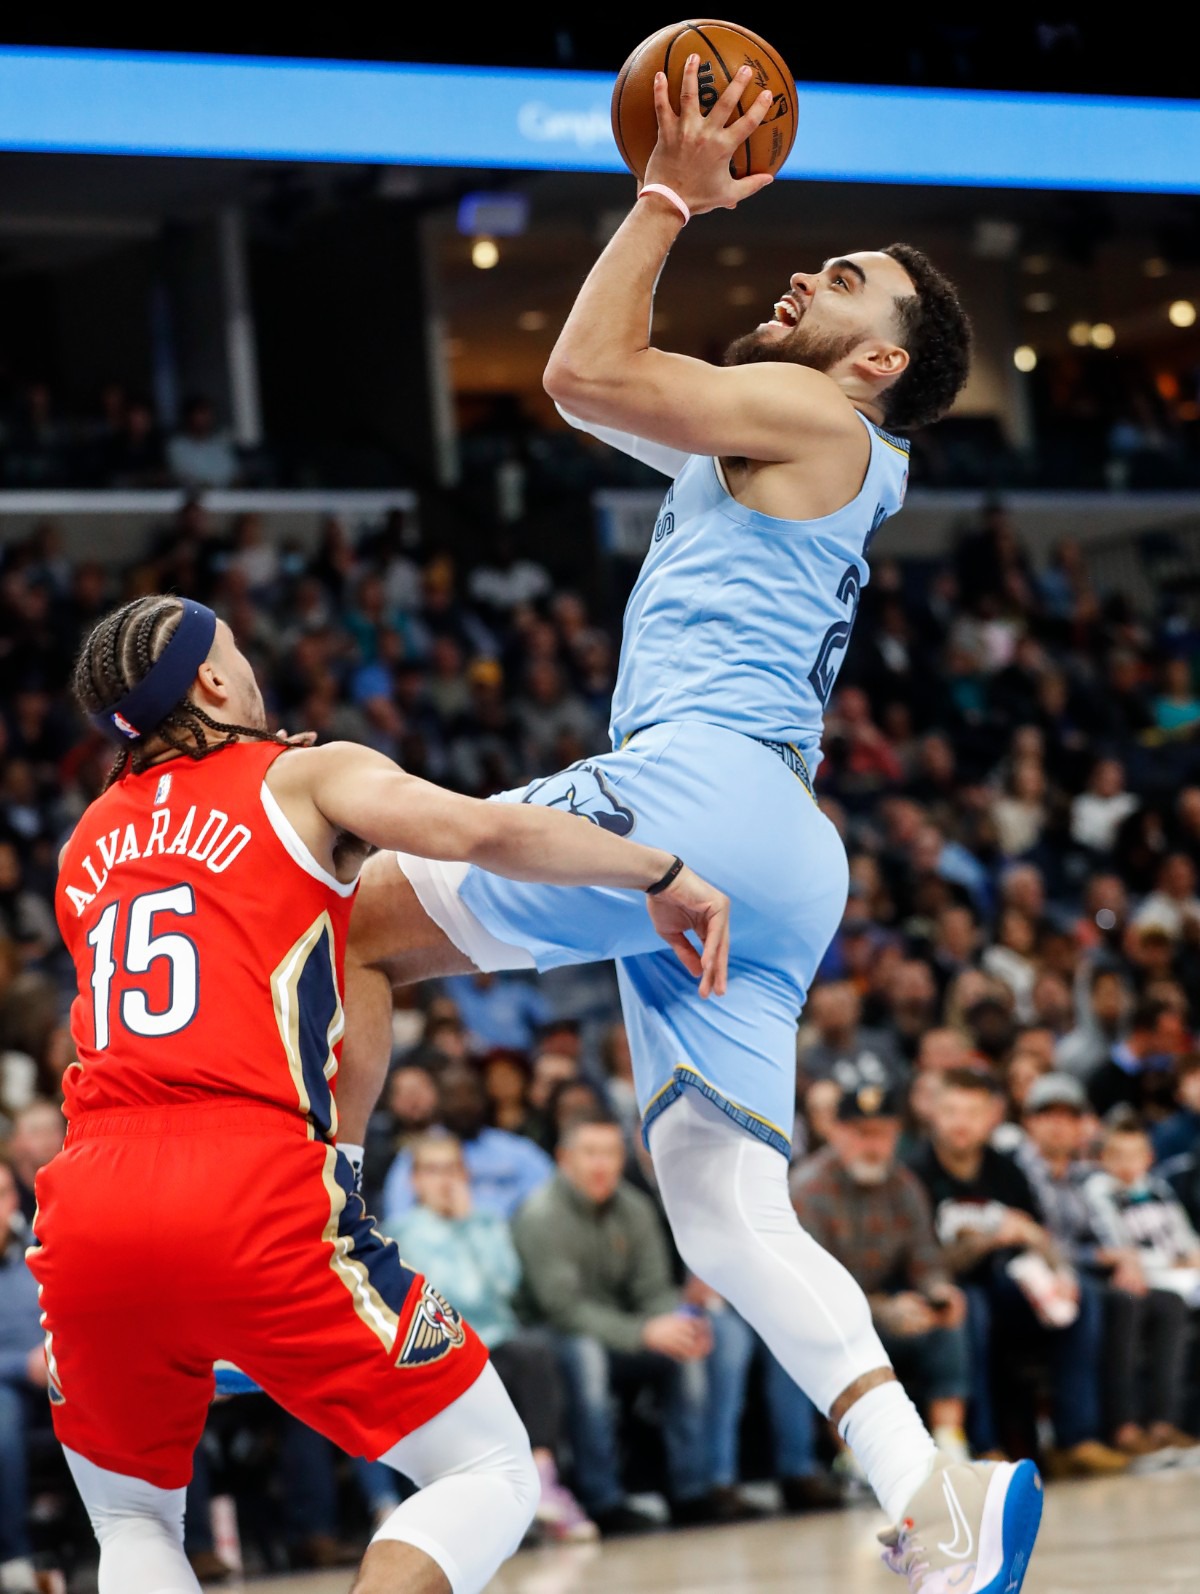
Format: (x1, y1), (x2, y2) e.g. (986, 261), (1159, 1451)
(397, 1284), (467, 1369)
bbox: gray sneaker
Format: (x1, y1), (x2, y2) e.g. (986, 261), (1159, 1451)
(878, 1453), (1043, 1594)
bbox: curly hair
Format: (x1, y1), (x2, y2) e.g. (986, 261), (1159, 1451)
(73, 594), (275, 789)
(878, 242), (973, 432)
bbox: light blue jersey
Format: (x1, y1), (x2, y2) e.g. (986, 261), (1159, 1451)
(400, 411), (909, 1158)
(609, 412), (910, 762)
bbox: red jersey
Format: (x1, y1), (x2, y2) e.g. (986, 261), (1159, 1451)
(55, 740), (358, 1136)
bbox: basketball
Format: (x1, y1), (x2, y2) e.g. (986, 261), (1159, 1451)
(610, 19), (797, 183)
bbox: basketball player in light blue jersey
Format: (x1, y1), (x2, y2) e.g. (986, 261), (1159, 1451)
(341, 60), (1042, 1592)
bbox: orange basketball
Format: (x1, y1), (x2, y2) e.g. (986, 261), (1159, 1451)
(610, 19), (797, 183)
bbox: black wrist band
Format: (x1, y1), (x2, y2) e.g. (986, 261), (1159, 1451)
(647, 855), (685, 895)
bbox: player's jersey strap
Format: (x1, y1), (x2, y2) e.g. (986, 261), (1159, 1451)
(271, 911), (345, 1141)
(608, 411), (909, 755)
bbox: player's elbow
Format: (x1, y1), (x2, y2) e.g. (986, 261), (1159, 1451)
(543, 348), (619, 411)
(543, 350), (582, 405)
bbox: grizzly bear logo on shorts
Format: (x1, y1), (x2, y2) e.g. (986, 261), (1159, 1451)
(522, 762), (636, 837)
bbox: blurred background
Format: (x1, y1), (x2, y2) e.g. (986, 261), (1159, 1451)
(4, 17), (1200, 1592)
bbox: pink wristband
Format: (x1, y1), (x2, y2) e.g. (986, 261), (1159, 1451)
(638, 183), (690, 224)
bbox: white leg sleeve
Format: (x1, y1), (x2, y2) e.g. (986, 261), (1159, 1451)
(372, 1362), (538, 1594)
(63, 1448), (201, 1594)
(649, 1092), (936, 1518)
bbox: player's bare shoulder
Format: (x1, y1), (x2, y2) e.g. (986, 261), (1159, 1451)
(720, 366), (872, 520)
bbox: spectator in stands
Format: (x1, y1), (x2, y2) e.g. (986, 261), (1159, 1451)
(362, 1063), (439, 1211)
(537, 1077), (609, 1156)
(878, 958), (940, 1066)
(514, 659), (600, 775)
(525, 1046), (581, 1146)
(1151, 1053), (1200, 1164)
(1151, 655), (1200, 738)
(381, 1060), (552, 1220)
(400, 1009), (471, 1073)
(980, 908), (1040, 1022)
(447, 659), (524, 796)
(0, 840), (59, 969)
(796, 980), (905, 1096)
(989, 756), (1049, 861)
(997, 1046), (1055, 1148)
(512, 1111), (718, 1535)
(1056, 965), (1132, 1080)
(467, 530), (552, 620)
(1166, 785), (1200, 869)
(1132, 851), (1200, 941)
(165, 394), (241, 489)
(823, 685), (905, 802)
(1087, 996), (1190, 1122)
(908, 1067), (1126, 1475)
(103, 394), (169, 488)
(385, 1132), (596, 1542)
(1086, 1110), (1200, 1297)
(442, 970), (553, 1053)
(792, 1078), (971, 1460)
(1070, 757), (1140, 858)
(6, 1099), (64, 1225)
(1084, 1109), (1200, 1451)
(0, 1154), (48, 1594)
(687, 1281), (842, 1517)
(478, 1048), (537, 1138)
(961, 991), (1019, 1069)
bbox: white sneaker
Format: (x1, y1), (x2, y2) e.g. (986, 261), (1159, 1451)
(879, 1453), (1043, 1594)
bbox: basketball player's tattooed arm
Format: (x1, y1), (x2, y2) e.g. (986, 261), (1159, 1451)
(271, 741), (729, 997)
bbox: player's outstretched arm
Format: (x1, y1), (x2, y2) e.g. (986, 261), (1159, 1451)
(285, 742), (729, 996)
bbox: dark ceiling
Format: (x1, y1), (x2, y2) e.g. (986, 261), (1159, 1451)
(1, 18), (1196, 99)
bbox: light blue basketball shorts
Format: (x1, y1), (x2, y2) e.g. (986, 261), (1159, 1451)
(395, 721), (849, 1157)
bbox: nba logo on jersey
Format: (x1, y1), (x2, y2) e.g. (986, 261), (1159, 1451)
(154, 773), (172, 805)
(398, 1284), (467, 1368)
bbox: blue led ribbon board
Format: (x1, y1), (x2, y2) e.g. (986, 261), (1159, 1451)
(0, 46), (1197, 193)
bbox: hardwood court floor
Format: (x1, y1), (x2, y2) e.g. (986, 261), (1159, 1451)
(242, 1469), (1200, 1594)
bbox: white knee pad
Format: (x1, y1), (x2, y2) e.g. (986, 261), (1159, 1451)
(373, 1362), (538, 1594)
(63, 1448), (198, 1594)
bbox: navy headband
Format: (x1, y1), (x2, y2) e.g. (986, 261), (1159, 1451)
(89, 600), (218, 743)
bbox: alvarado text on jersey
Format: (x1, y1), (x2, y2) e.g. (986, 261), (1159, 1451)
(63, 804), (253, 916)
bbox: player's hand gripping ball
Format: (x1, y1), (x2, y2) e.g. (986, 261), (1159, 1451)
(611, 19), (797, 182)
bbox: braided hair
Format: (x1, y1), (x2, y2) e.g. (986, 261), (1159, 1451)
(73, 594), (277, 789)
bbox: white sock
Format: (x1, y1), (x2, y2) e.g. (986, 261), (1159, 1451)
(839, 1383), (938, 1521)
(338, 1142), (365, 1193)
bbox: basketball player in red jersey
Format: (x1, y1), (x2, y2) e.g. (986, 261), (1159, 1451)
(31, 594), (729, 1594)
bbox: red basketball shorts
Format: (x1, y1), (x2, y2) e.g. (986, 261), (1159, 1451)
(28, 1099), (488, 1490)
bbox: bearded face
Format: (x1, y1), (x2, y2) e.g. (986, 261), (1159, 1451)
(723, 316), (862, 375)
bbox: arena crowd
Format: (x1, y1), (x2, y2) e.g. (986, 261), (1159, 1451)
(2, 491), (1200, 1587)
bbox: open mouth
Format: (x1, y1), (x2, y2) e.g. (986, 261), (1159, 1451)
(759, 294), (800, 332)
